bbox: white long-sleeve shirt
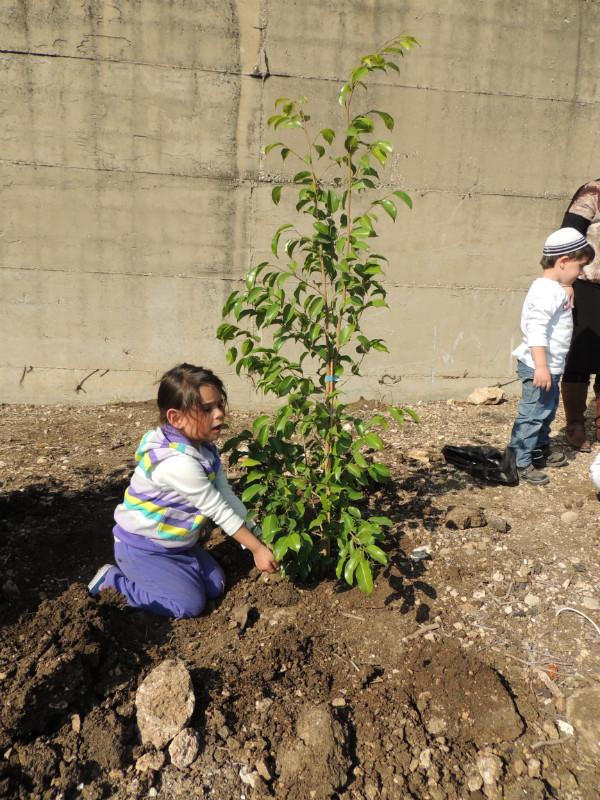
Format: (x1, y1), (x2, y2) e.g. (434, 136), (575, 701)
(511, 277), (574, 374)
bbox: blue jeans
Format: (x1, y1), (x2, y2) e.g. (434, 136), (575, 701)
(509, 361), (561, 468)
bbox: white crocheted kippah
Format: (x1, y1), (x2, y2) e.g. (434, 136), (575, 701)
(543, 227), (592, 257)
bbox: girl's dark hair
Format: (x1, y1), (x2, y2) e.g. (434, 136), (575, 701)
(157, 363), (227, 424)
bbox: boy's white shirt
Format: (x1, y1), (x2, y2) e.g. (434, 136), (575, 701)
(590, 451), (600, 490)
(511, 277), (573, 374)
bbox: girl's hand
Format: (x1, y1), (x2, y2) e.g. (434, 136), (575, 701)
(254, 543), (279, 574)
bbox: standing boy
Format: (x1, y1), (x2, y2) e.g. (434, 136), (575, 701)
(509, 228), (594, 485)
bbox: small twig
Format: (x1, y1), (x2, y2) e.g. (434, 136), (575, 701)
(535, 668), (564, 699)
(339, 611), (366, 622)
(530, 736), (571, 751)
(402, 623), (440, 642)
(556, 606), (600, 639)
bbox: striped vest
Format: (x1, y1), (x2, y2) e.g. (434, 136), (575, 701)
(113, 425), (221, 550)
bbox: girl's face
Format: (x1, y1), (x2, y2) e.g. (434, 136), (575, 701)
(167, 384), (225, 445)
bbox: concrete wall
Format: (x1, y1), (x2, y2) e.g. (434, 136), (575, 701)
(2, 0), (600, 407)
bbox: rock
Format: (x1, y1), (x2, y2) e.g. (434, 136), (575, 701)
(169, 728), (199, 770)
(255, 757), (272, 781)
(407, 448), (430, 463)
(418, 748), (432, 770)
(239, 764), (259, 788)
(445, 506), (487, 530)
(487, 514), (509, 532)
(566, 685), (600, 761)
(556, 719), (574, 736)
(276, 703), (350, 796)
(523, 593), (540, 608)
(527, 757), (541, 778)
(581, 596), (600, 610)
(135, 659), (195, 749)
(467, 386), (506, 405)
(136, 751), (166, 772)
(1, 580), (20, 602)
(232, 603), (251, 629)
(425, 716), (447, 736)
(476, 752), (503, 785)
(255, 697), (273, 714)
(504, 778), (548, 800)
(561, 511), (578, 524)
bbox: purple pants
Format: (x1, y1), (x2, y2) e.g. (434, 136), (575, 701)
(104, 540), (226, 619)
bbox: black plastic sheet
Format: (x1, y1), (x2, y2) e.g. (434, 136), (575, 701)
(441, 444), (518, 486)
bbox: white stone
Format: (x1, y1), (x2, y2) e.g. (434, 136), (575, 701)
(523, 593), (540, 607)
(561, 511), (578, 524)
(582, 596), (600, 611)
(557, 720), (574, 736)
(476, 753), (503, 785)
(239, 765), (259, 788)
(418, 748), (432, 770)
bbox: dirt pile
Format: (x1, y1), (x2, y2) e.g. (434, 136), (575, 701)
(1, 397), (600, 799)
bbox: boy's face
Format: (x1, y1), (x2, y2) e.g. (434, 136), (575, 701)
(560, 255), (588, 286)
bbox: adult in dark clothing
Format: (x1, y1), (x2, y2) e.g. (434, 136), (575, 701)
(561, 180), (600, 451)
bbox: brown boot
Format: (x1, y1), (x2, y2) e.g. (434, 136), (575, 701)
(561, 381), (591, 451)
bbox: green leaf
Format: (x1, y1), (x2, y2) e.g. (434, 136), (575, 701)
(355, 558), (374, 595)
(338, 83), (351, 106)
(354, 451), (368, 469)
(368, 515), (393, 526)
(379, 198), (397, 220)
(272, 186), (282, 205)
(366, 544), (388, 565)
(241, 457), (261, 467)
(392, 190), (413, 209)
(265, 142), (284, 154)
(226, 346), (237, 365)
(262, 514), (279, 538)
(252, 414), (271, 433)
(338, 323), (354, 346)
(369, 109), (394, 131)
(364, 432), (382, 449)
(273, 537), (289, 562)
(241, 483), (267, 503)
(344, 551), (360, 585)
(321, 128), (335, 144)
(346, 463), (363, 479)
(271, 224), (294, 256)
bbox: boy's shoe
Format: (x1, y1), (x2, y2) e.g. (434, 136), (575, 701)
(531, 446), (568, 468)
(518, 464), (550, 485)
(88, 564), (113, 596)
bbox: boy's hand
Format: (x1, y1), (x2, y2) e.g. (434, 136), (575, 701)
(533, 366), (552, 390)
(253, 542), (279, 574)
